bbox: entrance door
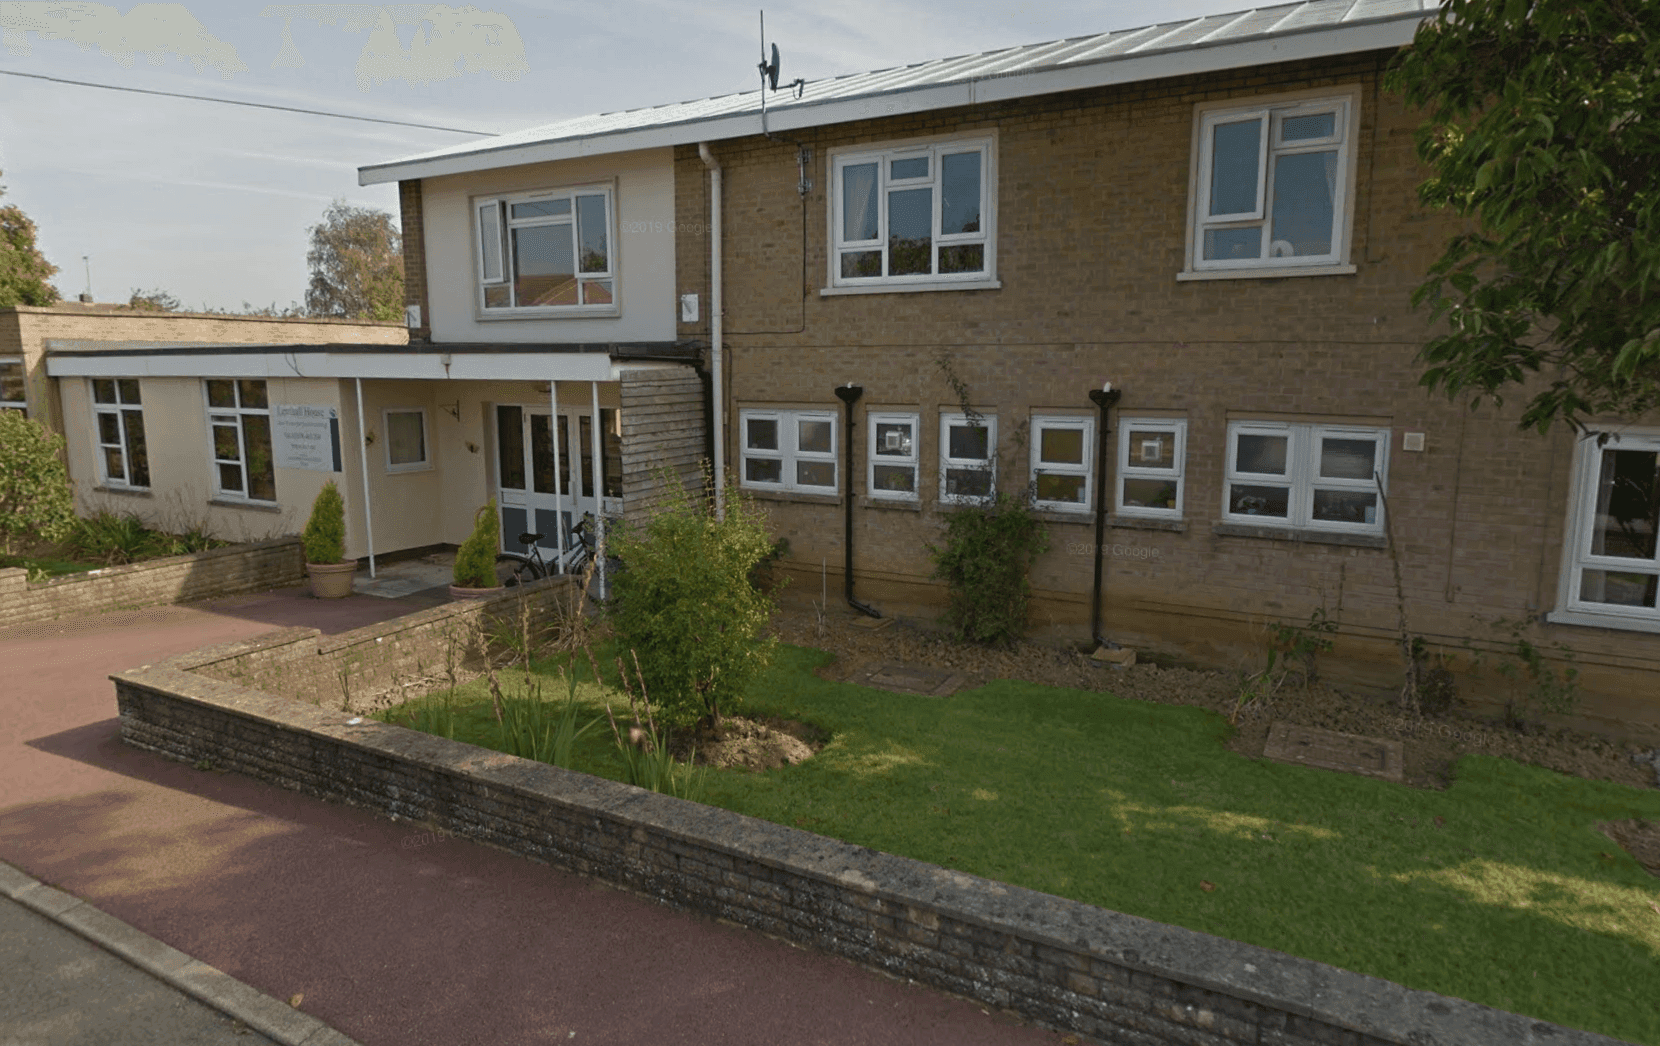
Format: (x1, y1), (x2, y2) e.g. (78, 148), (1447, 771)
(495, 403), (622, 560)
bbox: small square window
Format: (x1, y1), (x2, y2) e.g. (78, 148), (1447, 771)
(868, 412), (919, 500)
(1031, 416), (1093, 513)
(940, 413), (996, 505)
(385, 408), (430, 472)
(1117, 419), (1186, 519)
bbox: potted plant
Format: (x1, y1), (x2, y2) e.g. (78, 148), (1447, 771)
(450, 498), (504, 600)
(302, 480), (356, 599)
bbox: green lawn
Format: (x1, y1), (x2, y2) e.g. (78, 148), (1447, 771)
(379, 644), (1660, 1045)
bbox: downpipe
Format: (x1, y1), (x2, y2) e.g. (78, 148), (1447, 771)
(834, 383), (880, 618)
(1088, 385), (1123, 649)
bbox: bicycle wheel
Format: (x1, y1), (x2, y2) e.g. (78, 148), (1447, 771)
(494, 552), (543, 588)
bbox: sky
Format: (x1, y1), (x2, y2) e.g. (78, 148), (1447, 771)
(2, 0), (1267, 313)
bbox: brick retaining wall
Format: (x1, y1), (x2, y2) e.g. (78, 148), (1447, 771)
(113, 650), (1622, 1046)
(0, 538), (303, 630)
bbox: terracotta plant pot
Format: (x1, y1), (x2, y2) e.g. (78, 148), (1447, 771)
(448, 583), (505, 601)
(307, 560), (357, 599)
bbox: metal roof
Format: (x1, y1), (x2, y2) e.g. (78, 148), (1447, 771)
(359, 0), (1435, 185)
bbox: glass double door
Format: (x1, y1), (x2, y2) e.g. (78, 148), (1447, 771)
(496, 404), (621, 558)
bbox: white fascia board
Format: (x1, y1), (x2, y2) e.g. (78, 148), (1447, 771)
(357, 16), (1424, 185)
(48, 351), (617, 383)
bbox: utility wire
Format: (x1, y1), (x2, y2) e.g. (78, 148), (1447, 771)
(0, 67), (496, 136)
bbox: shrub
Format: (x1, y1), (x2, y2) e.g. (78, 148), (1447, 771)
(453, 499), (500, 588)
(300, 480), (347, 563)
(607, 481), (779, 729)
(0, 411), (76, 556)
(928, 492), (1049, 646)
(67, 510), (160, 565)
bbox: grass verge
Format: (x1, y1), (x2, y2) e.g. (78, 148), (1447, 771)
(378, 643), (1660, 1045)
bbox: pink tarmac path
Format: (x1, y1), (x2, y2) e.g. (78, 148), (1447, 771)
(1, 587), (1066, 1045)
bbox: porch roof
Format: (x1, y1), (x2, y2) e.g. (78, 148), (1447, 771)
(43, 341), (697, 383)
(359, 0), (1433, 184)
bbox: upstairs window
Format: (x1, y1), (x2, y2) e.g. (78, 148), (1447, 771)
(92, 378), (148, 489)
(476, 187), (615, 313)
(1, 358), (24, 414)
(829, 136), (994, 289)
(1189, 93), (1356, 274)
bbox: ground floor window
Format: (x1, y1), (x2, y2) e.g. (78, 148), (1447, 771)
(1223, 420), (1387, 534)
(384, 408), (430, 472)
(0, 358), (24, 414)
(1030, 415), (1093, 512)
(206, 379), (275, 502)
(1116, 418), (1186, 519)
(940, 412), (995, 504)
(1559, 430), (1660, 627)
(868, 412), (919, 500)
(92, 378), (149, 489)
(740, 409), (838, 494)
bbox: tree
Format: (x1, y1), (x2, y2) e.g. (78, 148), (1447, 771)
(127, 287), (184, 312)
(0, 170), (60, 308)
(1386, 1), (1660, 433)
(0, 411), (75, 556)
(304, 200), (404, 322)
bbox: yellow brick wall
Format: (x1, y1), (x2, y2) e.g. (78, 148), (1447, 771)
(671, 50), (1660, 740)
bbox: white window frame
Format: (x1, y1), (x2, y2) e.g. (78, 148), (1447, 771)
(90, 377), (148, 490)
(1182, 88), (1361, 279)
(1222, 421), (1389, 534)
(204, 379), (276, 504)
(1116, 418), (1187, 520)
(1549, 428), (1660, 633)
(867, 411), (920, 501)
(474, 185), (617, 316)
(826, 133), (997, 292)
(0, 357), (24, 414)
(383, 407), (431, 473)
(739, 409), (839, 494)
(1030, 415), (1094, 514)
(940, 412), (997, 506)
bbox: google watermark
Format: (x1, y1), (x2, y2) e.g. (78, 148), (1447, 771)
(1065, 542), (1163, 560)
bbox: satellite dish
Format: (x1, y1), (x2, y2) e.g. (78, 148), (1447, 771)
(762, 42), (780, 90)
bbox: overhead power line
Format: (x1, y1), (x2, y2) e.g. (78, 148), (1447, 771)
(0, 68), (496, 136)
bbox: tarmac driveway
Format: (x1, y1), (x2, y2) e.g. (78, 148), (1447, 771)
(1, 587), (1062, 1046)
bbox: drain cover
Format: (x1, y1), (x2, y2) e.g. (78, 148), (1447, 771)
(1263, 722), (1404, 783)
(846, 661), (968, 697)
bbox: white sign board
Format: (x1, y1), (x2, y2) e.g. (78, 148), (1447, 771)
(272, 404), (342, 473)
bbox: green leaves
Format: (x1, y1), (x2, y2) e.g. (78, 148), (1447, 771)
(0, 169), (60, 307)
(0, 412), (75, 556)
(301, 480), (347, 564)
(928, 492), (1049, 646)
(304, 200), (403, 322)
(1387, 0), (1660, 431)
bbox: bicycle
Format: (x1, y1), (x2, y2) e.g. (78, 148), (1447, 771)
(492, 515), (608, 588)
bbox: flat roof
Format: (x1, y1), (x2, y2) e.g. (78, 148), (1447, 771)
(360, 0), (1433, 185)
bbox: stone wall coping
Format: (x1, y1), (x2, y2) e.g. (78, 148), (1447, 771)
(111, 659), (1625, 1046)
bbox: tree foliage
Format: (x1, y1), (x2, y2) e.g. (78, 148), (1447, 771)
(301, 479), (347, 564)
(607, 479), (780, 729)
(127, 287), (185, 312)
(1387, 0), (1660, 432)
(0, 170), (60, 308)
(0, 411), (75, 556)
(304, 200), (404, 322)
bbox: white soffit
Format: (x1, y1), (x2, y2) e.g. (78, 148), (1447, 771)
(359, 0), (1433, 185)
(46, 351), (619, 383)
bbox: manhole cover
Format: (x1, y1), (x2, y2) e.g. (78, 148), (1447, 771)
(1263, 722), (1404, 783)
(846, 661), (967, 697)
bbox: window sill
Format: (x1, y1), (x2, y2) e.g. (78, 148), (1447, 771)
(1212, 521), (1384, 549)
(1177, 263), (1356, 282)
(386, 464), (434, 475)
(1032, 508), (1093, 526)
(743, 488), (841, 507)
(477, 306), (621, 320)
(820, 279), (1001, 297)
(92, 485), (153, 499)
(859, 495), (921, 512)
(1110, 514), (1186, 533)
(209, 497), (283, 514)
(1545, 608), (1660, 635)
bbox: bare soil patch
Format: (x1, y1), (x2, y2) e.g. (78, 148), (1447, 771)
(770, 602), (1660, 797)
(678, 715), (828, 771)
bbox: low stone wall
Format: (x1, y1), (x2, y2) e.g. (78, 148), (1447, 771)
(0, 538), (303, 630)
(113, 653), (1622, 1046)
(176, 577), (577, 709)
